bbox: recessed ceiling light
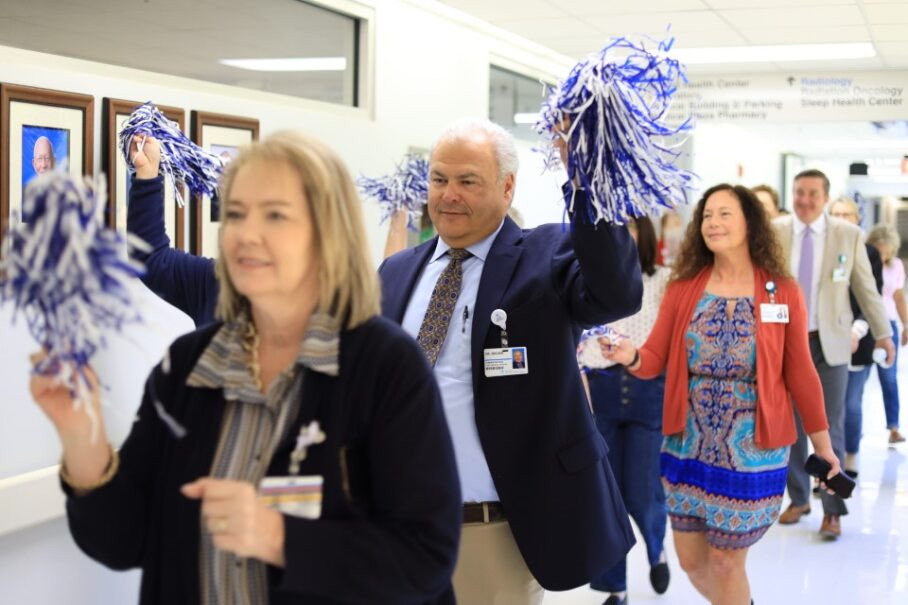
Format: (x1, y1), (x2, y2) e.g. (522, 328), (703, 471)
(220, 57), (347, 72)
(672, 43), (875, 64)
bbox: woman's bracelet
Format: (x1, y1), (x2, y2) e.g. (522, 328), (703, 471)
(60, 444), (119, 493)
(626, 349), (640, 368)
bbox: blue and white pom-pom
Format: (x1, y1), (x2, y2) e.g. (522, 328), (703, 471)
(357, 155), (429, 231)
(577, 325), (623, 370)
(119, 102), (224, 205)
(536, 34), (695, 225)
(1, 173), (146, 435)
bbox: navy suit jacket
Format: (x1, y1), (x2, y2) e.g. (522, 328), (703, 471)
(378, 209), (641, 590)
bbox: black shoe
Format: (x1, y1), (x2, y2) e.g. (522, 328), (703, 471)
(650, 561), (670, 594)
(604, 595), (627, 605)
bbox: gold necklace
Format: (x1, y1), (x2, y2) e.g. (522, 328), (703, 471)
(242, 320), (263, 392)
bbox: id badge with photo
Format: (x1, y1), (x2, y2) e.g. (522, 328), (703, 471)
(259, 475), (323, 519)
(484, 347), (529, 377)
(760, 303), (790, 324)
(832, 267), (847, 282)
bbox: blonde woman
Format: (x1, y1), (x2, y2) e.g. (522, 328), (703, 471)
(867, 223), (907, 444)
(31, 132), (461, 604)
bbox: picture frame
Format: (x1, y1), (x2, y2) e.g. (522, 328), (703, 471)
(103, 98), (187, 248)
(190, 110), (259, 257)
(0, 83), (94, 247)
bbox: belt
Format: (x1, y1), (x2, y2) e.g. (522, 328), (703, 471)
(808, 330), (819, 339)
(463, 501), (506, 524)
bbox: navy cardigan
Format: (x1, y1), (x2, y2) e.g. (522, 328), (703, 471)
(850, 243), (884, 366)
(127, 176), (218, 326)
(64, 317), (461, 604)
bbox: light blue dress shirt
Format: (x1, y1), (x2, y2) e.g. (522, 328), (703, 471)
(401, 221), (505, 503)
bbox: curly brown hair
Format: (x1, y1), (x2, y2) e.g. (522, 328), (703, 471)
(671, 183), (791, 282)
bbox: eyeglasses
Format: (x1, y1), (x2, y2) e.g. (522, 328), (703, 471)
(830, 212), (856, 219)
(33, 155), (53, 162)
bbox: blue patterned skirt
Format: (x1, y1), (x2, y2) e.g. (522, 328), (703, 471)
(661, 374), (790, 549)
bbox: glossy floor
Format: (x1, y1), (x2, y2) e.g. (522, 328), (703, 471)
(544, 356), (908, 605)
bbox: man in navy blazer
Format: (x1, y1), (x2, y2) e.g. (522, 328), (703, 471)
(379, 118), (641, 603)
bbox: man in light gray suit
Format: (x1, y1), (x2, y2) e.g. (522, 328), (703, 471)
(773, 169), (894, 540)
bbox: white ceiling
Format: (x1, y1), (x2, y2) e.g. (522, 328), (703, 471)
(2, 0), (907, 160)
(438, 0), (908, 73)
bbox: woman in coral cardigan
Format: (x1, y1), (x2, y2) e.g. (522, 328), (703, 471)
(602, 184), (840, 605)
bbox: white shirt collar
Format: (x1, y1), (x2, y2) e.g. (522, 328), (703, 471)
(430, 219), (506, 264)
(793, 211), (826, 236)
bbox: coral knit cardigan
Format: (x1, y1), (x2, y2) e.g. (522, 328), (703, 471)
(631, 266), (829, 449)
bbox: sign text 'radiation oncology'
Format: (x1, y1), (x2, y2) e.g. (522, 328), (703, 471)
(666, 72), (907, 124)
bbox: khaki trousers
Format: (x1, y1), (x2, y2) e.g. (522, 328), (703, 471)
(453, 520), (544, 605)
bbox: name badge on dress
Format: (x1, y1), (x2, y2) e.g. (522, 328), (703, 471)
(761, 280), (789, 323)
(259, 475), (323, 519)
(484, 347), (529, 377)
(760, 304), (790, 324)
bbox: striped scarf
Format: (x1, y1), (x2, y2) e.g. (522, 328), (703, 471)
(186, 312), (340, 605)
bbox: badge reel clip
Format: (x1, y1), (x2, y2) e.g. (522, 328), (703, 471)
(491, 309), (508, 347)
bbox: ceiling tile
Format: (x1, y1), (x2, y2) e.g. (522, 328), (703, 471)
(875, 41), (908, 57)
(539, 30), (746, 59)
(555, 0), (708, 16)
(706, 0), (856, 7)
(583, 10), (729, 34)
(719, 4), (863, 28)
(862, 3), (908, 23)
(437, 0), (566, 23)
(740, 25), (870, 45)
(868, 24), (908, 42)
(494, 17), (603, 40)
(666, 30), (751, 47)
(541, 36), (617, 57)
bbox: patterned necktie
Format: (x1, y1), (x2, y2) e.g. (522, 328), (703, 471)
(417, 248), (469, 366)
(798, 226), (814, 314)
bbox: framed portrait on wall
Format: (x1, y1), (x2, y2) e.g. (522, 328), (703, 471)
(0, 83), (93, 245)
(103, 98), (186, 247)
(190, 110), (259, 257)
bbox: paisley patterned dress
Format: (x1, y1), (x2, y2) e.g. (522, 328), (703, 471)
(661, 292), (789, 549)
